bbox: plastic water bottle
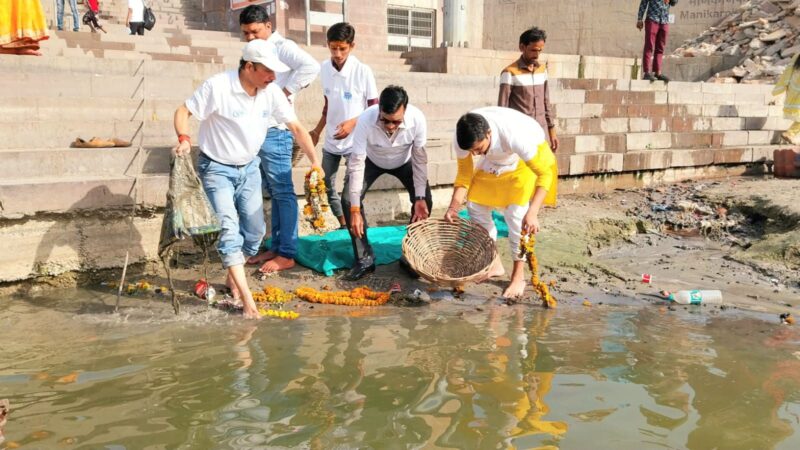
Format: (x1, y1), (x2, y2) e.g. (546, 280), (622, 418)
(667, 290), (723, 305)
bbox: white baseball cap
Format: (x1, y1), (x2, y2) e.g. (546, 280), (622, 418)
(242, 39), (290, 73)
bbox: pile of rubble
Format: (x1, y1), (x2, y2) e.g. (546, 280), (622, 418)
(628, 182), (753, 246)
(673, 0), (800, 83)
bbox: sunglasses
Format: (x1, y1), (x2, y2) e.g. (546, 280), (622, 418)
(379, 116), (403, 126)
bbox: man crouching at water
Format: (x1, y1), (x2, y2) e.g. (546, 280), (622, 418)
(172, 40), (319, 318)
(444, 107), (557, 298)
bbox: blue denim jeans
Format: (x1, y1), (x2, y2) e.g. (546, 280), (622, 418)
(197, 154), (266, 269)
(57, 0), (80, 31)
(260, 128), (298, 259)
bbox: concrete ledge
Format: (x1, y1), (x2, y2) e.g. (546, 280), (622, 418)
(0, 175), (168, 218)
(0, 163), (774, 284)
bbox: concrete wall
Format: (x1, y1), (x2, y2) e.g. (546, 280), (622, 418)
(481, 0), (750, 58)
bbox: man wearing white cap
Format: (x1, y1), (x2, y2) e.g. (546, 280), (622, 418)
(172, 39), (323, 319)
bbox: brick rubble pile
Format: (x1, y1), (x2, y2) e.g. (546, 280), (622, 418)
(673, 0), (800, 83)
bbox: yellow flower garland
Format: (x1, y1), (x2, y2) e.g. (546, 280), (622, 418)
(303, 167), (330, 232)
(295, 286), (390, 307)
(252, 285), (293, 303)
(519, 234), (557, 308)
(258, 308), (300, 320)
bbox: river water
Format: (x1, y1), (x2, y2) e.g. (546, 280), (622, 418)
(1, 288), (799, 449)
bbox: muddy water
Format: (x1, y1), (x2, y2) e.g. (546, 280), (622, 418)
(2, 290), (800, 449)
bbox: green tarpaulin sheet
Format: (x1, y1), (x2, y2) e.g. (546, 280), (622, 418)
(266, 211), (508, 276)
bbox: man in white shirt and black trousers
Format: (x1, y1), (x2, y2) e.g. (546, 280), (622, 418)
(342, 85), (432, 281)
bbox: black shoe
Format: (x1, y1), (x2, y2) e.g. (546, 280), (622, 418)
(643, 72), (655, 82)
(655, 73), (670, 83)
(342, 263), (375, 281)
(399, 256), (420, 279)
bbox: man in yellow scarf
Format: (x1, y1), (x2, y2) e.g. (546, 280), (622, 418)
(444, 107), (557, 298)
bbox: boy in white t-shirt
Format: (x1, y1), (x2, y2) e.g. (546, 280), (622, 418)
(310, 22), (378, 228)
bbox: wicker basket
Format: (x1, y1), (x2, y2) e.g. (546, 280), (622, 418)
(402, 217), (497, 286)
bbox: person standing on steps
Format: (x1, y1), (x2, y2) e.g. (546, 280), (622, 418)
(238, 4), (322, 274)
(56, 0), (81, 32)
(310, 22), (379, 230)
(498, 26), (559, 152)
(171, 40), (314, 318)
(127, 0), (145, 36)
(637, 0), (678, 83)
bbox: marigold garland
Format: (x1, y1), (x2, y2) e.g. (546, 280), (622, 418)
(252, 285), (294, 303)
(295, 286), (390, 307)
(303, 167), (330, 232)
(519, 234), (557, 308)
(258, 308), (300, 320)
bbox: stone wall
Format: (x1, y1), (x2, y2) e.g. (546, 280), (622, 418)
(481, 0), (751, 58)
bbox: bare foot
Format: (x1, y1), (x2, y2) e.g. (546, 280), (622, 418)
(247, 250), (277, 265)
(225, 273), (241, 300)
(259, 256), (296, 274)
(242, 307), (262, 320)
(502, 278), (527, 299)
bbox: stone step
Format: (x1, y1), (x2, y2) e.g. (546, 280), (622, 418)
(0, 72), (199, 99)
(0, 97), (185, 123)
(0, 120), (193, 149)
(0, 174), (168, 218)
(0, 147), (172, 180)
(0, 54), (226, 78)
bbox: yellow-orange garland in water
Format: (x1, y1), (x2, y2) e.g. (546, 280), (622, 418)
(295, 286), (390, 307)
(519, 234), (557, 308)
(252, 285), (294, 304)
(251, 285), (299, 319)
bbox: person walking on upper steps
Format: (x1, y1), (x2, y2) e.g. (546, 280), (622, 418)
(127, 0), (146, 36)
(637, 0), (678, 83)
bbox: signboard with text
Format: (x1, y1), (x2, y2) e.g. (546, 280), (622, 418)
(678, 0), (749, 24)
(231, 0), (275, 13)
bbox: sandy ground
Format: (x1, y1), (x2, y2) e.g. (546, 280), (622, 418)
(10, 176), (800, 318)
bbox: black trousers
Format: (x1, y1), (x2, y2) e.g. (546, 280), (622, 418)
(341, 158), (432, 267)
(129, 22), (145, 35)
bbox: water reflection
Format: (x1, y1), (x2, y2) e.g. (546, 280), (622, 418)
(1, 293), (800, 449)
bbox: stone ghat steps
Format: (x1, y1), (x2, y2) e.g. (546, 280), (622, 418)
(0, 144), (784, 218)
(40, 27), (414, 71)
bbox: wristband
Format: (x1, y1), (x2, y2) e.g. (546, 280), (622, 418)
(350, 206), (361, 213)
(178, 134), (191, 144)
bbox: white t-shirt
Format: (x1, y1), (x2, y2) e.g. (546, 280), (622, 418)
(453, 106), (547, 175)
(128, 0), (144, 23)
(265, 32), (320, 129)
(320, 55), (378, 155)
(185, 70), (298, 166)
